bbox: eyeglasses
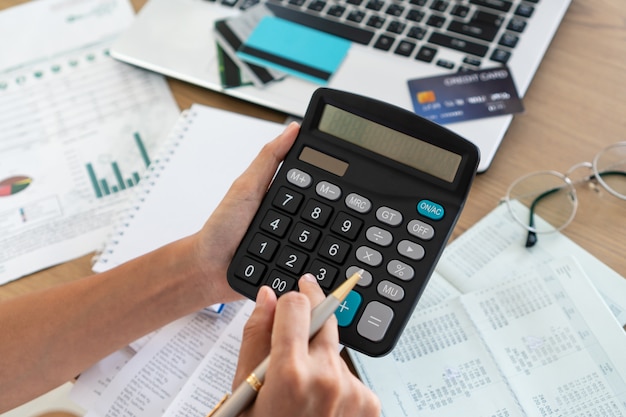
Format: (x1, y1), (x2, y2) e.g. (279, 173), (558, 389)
(503, 142), (626, 248)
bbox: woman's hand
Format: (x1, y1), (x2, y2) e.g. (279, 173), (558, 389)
(192, 122), (300, 304)
(234, 274), (381, 417)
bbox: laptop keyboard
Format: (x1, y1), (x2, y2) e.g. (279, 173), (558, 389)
(209, 0), (540, 72)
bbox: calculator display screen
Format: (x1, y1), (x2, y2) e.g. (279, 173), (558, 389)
(318, 104), (462, 182)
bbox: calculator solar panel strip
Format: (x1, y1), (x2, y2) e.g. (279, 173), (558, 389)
(227, 89), (480, 357)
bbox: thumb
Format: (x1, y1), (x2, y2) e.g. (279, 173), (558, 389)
(233, 286), (276, 388)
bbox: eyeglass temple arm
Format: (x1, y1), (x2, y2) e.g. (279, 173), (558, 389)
(526, 170), (626, 248)
(525, 188), (557, 248)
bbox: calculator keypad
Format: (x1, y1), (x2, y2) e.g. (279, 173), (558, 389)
(233, 165), (444, 345)
(227, 89), (479, 357)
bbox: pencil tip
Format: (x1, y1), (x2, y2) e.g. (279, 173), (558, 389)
(332, 269), (363, 302)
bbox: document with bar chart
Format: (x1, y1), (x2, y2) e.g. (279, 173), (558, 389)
(0, 0), (180, 284)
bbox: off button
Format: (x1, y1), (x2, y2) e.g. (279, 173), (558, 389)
(417, 199), (444, 220)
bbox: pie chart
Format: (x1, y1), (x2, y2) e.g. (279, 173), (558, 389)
(0, 175), (32, 197)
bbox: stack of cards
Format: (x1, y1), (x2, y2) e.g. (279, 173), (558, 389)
(213, 3), (350, 88)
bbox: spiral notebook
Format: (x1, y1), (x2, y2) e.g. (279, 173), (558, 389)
(92, 104), (285, 273)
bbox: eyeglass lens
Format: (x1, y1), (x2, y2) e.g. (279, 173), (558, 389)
(593, 143), (626, 199)
(507, 172), (577, 234)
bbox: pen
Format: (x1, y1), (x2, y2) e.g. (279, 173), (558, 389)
(207, 269), (364, 417)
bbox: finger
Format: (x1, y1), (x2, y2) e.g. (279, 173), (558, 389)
(298, 274), (340, 351)
(203, 122), (299, 230)
(233, 286), (277, 387)
(296, 273), (326, 307)
(270, 287), (312, 359)
(231, 121), (300, 201)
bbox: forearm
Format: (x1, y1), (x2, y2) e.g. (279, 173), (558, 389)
(0, 233), (233, 411)
(0, 122), (299, 412)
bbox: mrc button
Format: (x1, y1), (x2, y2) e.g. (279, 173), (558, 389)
(417, 199), (444, 220)
(345, 193), (372, 213)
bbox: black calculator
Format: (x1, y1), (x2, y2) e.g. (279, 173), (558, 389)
(227, 88), (479, 357)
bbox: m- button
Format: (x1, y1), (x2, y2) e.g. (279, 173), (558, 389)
(316, 181), (342, 201)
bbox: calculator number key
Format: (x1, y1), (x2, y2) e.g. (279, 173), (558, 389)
(234, 257), (266, 285)
(302, 199), (333, 226)
(247, 233), (279, 261)
(272, 187), (303, 214)
(309, 259), (338, 289)
(331, 212), (363, 240)
(319, 236), (351, 264)
(276, 246), (309, 274)
(261, 210), (291, 237)
(289, 222), (321, 250)
(266, 270), (298, 296)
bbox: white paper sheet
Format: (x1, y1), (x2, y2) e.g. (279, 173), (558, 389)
(0, 0), (179, 284)
(71, 302), (246, 417)
(351, 257), (626, 417)
(162, 302), (254, 417)
(437, 202), (626, 326)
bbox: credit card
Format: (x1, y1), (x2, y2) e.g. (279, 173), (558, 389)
(237, 16), (351, 85)
(407, 67), (524, 124)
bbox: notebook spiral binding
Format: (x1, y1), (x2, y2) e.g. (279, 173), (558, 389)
(90, 109), (195, 269)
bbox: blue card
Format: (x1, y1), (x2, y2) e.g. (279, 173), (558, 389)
(237, 16), (351, 85)
(407, 67), (524, 124)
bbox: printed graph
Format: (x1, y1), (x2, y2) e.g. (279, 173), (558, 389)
(0, 176), (32, 197)
(86, 132), (151, 198)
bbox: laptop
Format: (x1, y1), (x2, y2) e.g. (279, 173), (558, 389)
(111, 0), (571, 172)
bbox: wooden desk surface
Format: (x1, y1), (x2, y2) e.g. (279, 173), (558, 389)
(1, 0), (625, 302)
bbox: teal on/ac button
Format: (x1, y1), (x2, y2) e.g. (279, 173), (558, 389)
(417, 199), (445, 220)
(335, 290), (362, 327)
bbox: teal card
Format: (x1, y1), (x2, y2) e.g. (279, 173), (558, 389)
(236, 16), (351, 85)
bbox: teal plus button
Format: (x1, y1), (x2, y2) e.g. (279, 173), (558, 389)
(335, 290), (362, 327)
(417, 199), (444, 220)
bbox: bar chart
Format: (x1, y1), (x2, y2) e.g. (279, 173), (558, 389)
(85, 132), (151, 198)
